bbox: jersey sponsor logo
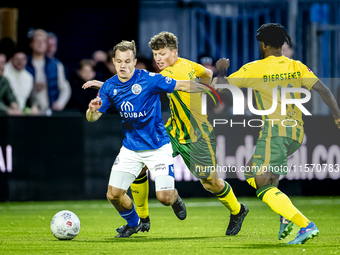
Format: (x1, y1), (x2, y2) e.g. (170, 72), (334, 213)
(113, 89), (117, 95)
(132, 84), (142, 95)
(119, 101), (147, 119)
(163, 69), (173, 74)
(165, 77), (173, 84)
(155, 163), (166, 171)
(121, 101), (134, 111)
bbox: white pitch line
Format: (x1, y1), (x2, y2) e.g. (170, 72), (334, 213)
(0, 199), (339, 211)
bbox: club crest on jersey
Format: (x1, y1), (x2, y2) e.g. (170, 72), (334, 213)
(165, 77), (173, 84)
(132, 84), (142, 95)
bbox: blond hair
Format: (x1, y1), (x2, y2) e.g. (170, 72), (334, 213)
(113, 40), (137, 58)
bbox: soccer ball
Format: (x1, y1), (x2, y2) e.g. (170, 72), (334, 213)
(50, 210), (81, 240)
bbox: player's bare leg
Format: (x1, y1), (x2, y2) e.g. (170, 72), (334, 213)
(156, 189), (178, 206)
(107, 185), (133, 212)
(200, 171), (248, 236)
(107, 185), (142, 238)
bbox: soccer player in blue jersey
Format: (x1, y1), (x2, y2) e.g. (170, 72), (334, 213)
(86, 40), (215, 238)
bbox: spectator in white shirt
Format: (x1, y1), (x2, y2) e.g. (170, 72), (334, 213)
(3, 48), (38, 114)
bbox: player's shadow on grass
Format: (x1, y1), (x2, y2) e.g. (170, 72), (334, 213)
(75, 236), (220, 243)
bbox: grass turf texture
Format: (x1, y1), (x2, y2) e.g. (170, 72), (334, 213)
(0, 197), (339, 254)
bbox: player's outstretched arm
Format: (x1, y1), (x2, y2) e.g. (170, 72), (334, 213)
(174, 77), (217, 93)
(312, 80), (340, 128)
(82, 80), (104, 90)
(86, 97), (103, 122)
(199, 68), (213, 85)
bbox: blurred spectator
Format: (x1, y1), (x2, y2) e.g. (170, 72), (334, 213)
(92, 50), (107, 64)
(136, 56), (152, 71)
(136, 60), (147, 70)
(47, 32), (71, 93)
(0, 38), (15, 62)
(92, 49), (117, 80)
(3, 48), (38, 114)
(105, 50), (117, 77)
(199, 55), (217, 75)
(26, 29), (71, 114)
(92, 50), (108, 81)
(67, 59), (99, 112)
(0, 53), (21, 115)
(282, 42), (294, 59)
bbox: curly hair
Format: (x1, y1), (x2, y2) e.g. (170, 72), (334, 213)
(256, 23), (292, 48)
(148, 32), (178, 51)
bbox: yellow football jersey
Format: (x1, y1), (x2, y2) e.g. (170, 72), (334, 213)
(160, 57), (213, 143)
(227, 55), (318, 143)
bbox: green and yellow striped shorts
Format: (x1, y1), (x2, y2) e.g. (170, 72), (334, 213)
(251, 136), (301, 176)
(166, 127), (217, 179)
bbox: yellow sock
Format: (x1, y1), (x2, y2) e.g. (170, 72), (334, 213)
(131, 172), (149, 219)
(215, 181), (241, 215)
(257, 185), (310, 228)
(291, 212), (311, 228)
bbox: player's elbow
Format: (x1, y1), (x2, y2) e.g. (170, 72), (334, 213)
(205, 68), (213, 78)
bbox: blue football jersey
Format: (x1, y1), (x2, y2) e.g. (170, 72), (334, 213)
(98, 69), (177, 151)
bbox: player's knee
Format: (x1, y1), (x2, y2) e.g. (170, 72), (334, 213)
(200, 178), (223, 193)
(106, 187), (124, 203)
(255, 173), (279, 190)
(156, 190), (174, 206)
(201, 180), (214, 192)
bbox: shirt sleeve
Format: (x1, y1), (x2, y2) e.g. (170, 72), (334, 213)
(98, 81), (113, 113)
(186, 59), (206, 77)
(227, 65), (248, 88)
(298, 62), (319, 90)
(150, 73), (177, 94)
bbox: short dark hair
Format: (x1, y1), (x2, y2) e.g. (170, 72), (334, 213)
(148, 31), (178, 51)
(256, 23), (292, 48)
(113, 40), (137, 59)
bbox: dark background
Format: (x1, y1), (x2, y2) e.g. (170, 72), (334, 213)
(1, 115), (339, 201)
(3, 3), (139, 70)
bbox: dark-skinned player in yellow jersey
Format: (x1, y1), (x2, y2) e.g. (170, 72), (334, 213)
(216, 23), (340, 244)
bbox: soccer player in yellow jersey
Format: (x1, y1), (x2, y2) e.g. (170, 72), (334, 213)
(126, 32), (248, 236)
(83, 32), (248, 236)
(217, 23), (340, 244)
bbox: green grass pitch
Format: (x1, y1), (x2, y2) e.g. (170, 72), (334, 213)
(1, 197), (339, 254)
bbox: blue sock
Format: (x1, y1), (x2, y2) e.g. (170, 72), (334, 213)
(119, 206), (140, 227)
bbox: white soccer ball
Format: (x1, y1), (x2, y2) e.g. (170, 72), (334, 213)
(50, 210), (81, 240)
